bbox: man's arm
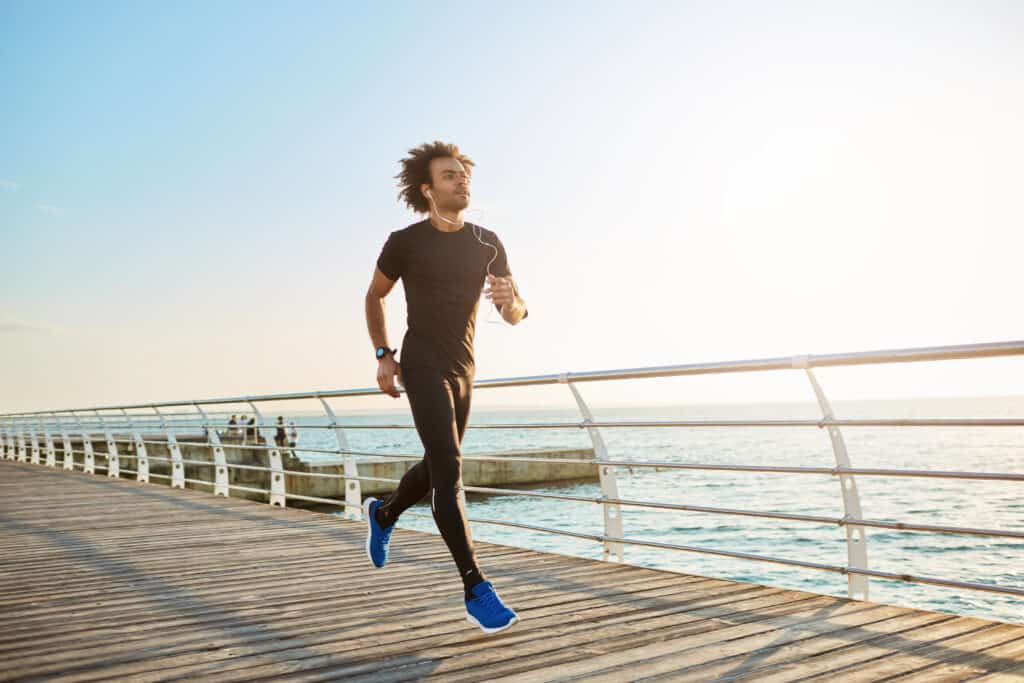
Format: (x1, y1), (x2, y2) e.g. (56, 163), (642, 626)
(365, 267), (402, 397)
(485, 275), (528, 326)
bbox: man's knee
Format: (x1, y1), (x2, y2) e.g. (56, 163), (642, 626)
(430, 477), (466, 508)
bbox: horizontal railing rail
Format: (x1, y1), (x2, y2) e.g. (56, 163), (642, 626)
(4, 339), (1021, 416)
(51, 435), (1024, 481)
(3, 338), (1022, 605)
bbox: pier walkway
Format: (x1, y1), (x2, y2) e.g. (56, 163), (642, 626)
(2, 459), (1023, 682)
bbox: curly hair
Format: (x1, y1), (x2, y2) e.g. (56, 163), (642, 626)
(395, 141), (474, 214)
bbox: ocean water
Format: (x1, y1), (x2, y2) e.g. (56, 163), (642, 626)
(284, 396), (1023, 625)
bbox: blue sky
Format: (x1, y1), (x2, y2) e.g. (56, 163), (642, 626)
(2, 1), (1023, 413)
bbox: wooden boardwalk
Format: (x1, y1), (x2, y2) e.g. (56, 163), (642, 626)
(1, 460), (1022, 682)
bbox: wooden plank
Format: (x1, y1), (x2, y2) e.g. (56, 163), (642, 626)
(2, 459), (1022, 683)
(723, 615), (993, 682)
(806, 626), (1024, 681)
(385, 600), (892, 683)
(0, 573), (704, 679)
(26, 579), (774, 682)
(629, 610), (958, 682)
(6, 565), (745, 679)
(174, 590), (827, 682)
(0, 569), (693, 665)
(0, 553), (662, 662)
(0, 544), (557, 640)
(890, 635), (1024, 681)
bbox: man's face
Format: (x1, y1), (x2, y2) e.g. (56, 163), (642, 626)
(425, 157), (471, 211)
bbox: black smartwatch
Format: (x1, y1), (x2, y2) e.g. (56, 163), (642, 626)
(375, 346), (396, 360)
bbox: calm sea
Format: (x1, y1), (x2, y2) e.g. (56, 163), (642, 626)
(282, 396), (1023, 625)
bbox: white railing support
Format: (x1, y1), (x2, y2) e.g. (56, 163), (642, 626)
(564, 376), (624, 563)
(248, 402), (286, 508)
(799, 362), (870, 600)
(71, 411), (97, 475)
(194, 403), (229, 497)
(118, 409), (149, 483)
(319, 396), (361, 520)
(89, 411), (117, 479)
(153, 407), (185, 489)
(55, 414), (74, 471)
(42, 419), (56, 467)
(7, 421), (18, 461)
(15, 421), (28, 462)
(29, 421), (41, 465)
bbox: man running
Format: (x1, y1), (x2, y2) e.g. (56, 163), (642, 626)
(363, 141), (528, 634)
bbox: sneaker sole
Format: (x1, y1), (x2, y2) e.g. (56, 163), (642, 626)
(362, 498), (383, 569)
(466, 612), (519, 635)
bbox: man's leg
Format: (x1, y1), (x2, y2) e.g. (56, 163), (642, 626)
(374, 361), (431, 528)
(374, 459), (429, 528)
(402, 366), (486, 597)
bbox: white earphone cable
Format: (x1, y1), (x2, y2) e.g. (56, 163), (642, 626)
(427, 191), (499, 278)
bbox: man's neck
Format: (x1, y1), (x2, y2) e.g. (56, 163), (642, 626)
(429, 209), (465, 232)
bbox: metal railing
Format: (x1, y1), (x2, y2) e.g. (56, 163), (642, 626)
(2, 339), (1022, 604)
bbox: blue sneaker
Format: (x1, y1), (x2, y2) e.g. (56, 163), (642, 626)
(362, 498), (394, 568)
(465, 581), (519, 634)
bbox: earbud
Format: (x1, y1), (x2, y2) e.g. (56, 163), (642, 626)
(425, 189), (433, 199)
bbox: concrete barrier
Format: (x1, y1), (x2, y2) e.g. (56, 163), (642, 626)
(65, 434), (597, 509)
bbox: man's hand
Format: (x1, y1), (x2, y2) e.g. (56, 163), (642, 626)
(484, 274), (528, 325)
(376, 355), (403, 398)
(484, 275), (516, 309)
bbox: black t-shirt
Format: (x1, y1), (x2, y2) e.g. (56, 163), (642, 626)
(376, 219), (523, 375)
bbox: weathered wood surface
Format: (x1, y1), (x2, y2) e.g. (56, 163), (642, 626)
(1, 459), (1022, 682)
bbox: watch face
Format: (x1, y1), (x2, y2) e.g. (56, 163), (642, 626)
(376, 348), (385, 359)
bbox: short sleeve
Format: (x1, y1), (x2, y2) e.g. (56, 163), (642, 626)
(376, 231), (404, 281)
(490, 231), (511, 278)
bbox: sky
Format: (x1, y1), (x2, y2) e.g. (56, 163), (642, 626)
(2, 1), (1022, 415)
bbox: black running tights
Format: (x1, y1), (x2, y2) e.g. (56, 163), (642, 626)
(375, 365), (483, 587)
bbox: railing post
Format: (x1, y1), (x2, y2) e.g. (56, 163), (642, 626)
(12, 422), (20, 461)
(194, 403), (229, 497)
(13, 420), (26, 462)
(55, 414), (75, 471)
(7, 421), (17, 460)
(248, 402), (286, 508)
(562, 375), (625, 562)
(795, 357), (870, 601)
(15, 420), (27, 462)
(153, 407), (185, 489)
(9, 420), (16, 460)
(29, 420), (41, 464)
(71, 411), (97, 475)
(89, 411), (118, 479)
(6, 421), (17, 461)
(42, 418), (57, 467)
(115, 409), (148, 483)
(319, 396), (361, 520)
(10, 422), (19, 461)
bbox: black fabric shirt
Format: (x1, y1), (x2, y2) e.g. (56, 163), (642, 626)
(376, 219), (523, 376)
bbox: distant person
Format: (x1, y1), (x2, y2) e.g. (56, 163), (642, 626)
(363, 141), (528, 634)
(274, 416), (286, 448)
(245, 416), (256, 443)
(227, 415), (238, 437)
(288, 421), (298, 448)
